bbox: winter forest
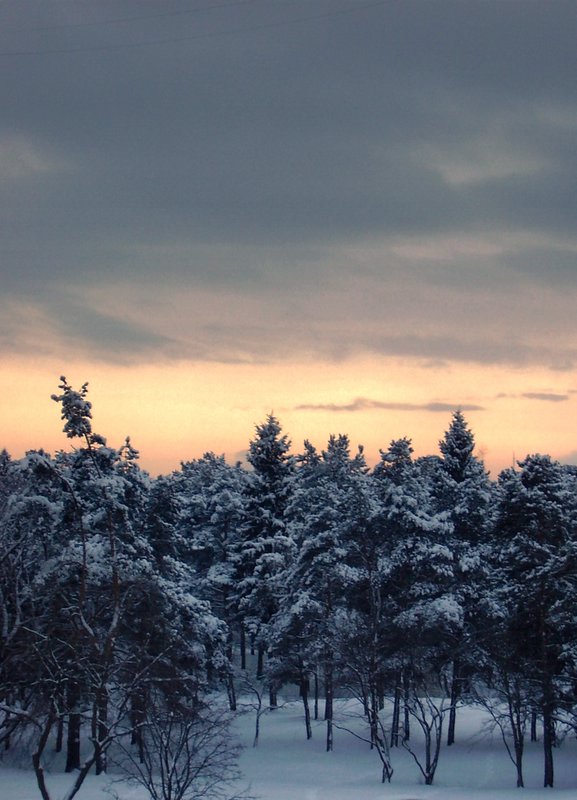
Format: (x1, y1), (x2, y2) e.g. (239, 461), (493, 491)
(2, 378), (577, 800)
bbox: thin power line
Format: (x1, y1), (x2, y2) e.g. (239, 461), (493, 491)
(0, 0), (387, 57)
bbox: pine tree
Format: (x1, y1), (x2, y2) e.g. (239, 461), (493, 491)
(435, 412), (495, 745)
(1, 378), (230, 799)
(0, 449), (59, 753)
(373, 437), (457, 764)
(175, 453), (247, 707)
(493, 454), (577, 787)
(233, 415), (295, 695)
(270, 435), (368, 750)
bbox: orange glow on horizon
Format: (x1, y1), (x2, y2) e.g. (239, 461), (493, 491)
(1, 354), (576, 478)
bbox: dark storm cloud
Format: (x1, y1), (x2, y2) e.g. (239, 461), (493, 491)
(295, 398), (484, 413)
(0, 0), (576, 363)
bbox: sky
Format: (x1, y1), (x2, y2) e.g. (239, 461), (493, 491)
(1, 0), (576, 476)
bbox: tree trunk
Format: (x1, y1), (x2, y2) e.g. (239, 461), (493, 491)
(370, 687), (378, 749)
(390, 675), (401, 747)
(256, 642), (265, 679)
(539, 599), (555, 788)
(447, 658), (460, 746)
(514, 740), (524, 788)
(240, 624), (246, 670)
(3, 697), (12, 751)
(543, 702), (555, 787)
(269, 684), (277, 708)
(226, 674), (237, 712)
(324, 662), (333, 752)
(314, 670), (319, 721)
(300, 676), (312, 740)
(362, 691), (370, 718)
(131, 691), (146, 763)
(55, 715), (64, 753)
(531, 711), (538, 741)
(65, 711), (81, 772)
(403, 668), (410, 742)
(377, 674), (385, 711)
(64, 680), (81, 773)
(93, 690), (108, 775)
(33, 711), (56, 800)
(505, 674), (525, 788)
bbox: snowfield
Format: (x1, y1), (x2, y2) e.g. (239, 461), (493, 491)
(2, 698), (577, 800)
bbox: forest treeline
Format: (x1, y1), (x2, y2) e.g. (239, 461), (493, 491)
(2, 377), (577, 794)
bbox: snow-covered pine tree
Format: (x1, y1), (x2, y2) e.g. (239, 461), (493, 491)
(372, 437), (457, 763)
(436, 411), (493, 547)
(2, 378), (230, 800)
(175, 452), (247, 707)
(0, 449), (63, 754)
(178, 453), (247, 620)
(143, 473), (185, 566)
(312, 433), (370, 749)
(434, 411), (495, 745)
(47, 379), (155, 775)
(233, 415), (295, 701)
(493, 454), (577, 788)
(269, 436), (369, 749)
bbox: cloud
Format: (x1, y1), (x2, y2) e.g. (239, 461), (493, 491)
(295, 397), (484, 413)
(0, 135), (63, 180)
(496, 392), (570, 403)
(4, 270), (577, 370)
(0, 294), (183, 364)
(0, 1), (575, 371)
(522, 392), (569, 403)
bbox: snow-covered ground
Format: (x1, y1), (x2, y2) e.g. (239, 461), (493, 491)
(2, 698), (577, 800)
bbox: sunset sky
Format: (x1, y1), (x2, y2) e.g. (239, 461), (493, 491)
(1, 0), (576, 477)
